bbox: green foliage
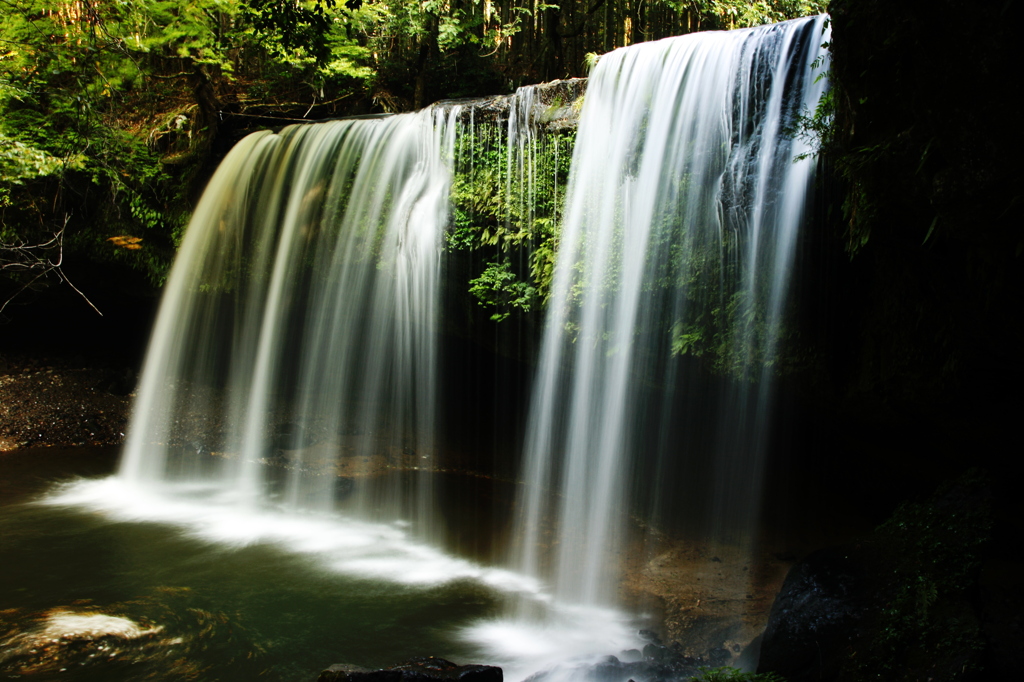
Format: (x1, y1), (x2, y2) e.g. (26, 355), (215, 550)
(662, 0), (825, 31)
(469, 259), (536, 321)
(0, 135), (79, 184)
(448, 116), (574, 322)
(246, 0), (338, 66)
(0, 0), (381, 303)
(704, 0), (824, 28)
(691, 667), (785, 682)
(141, 0), (239, 70)
(0, 1), (211, 294)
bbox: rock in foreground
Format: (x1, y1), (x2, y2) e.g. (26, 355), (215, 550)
(757, 471), (995, 681)
(319, 657), (501, 682)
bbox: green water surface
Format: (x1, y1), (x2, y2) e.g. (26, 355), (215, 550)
(0, 448), (501, 682)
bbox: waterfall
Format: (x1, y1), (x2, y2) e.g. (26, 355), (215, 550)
(106, 13), (830, 674)
(512, 15), (830, 609)
(119, 107), (460, 539)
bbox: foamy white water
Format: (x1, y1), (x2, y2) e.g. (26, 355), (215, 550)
(465, 606), (645, 682)
(41, 475), (646, 681)
(43, 477), (538, 593)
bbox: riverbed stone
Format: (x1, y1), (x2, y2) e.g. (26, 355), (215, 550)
(318, 657), (502, 682)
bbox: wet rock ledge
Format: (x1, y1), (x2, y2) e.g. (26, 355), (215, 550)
(435, 77), (587, 131)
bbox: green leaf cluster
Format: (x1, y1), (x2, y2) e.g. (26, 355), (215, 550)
(468, 259), (536, 322)
(0, 0), (379, 304)
(673, 0), (825, 30)
(450, 115), (574, 322)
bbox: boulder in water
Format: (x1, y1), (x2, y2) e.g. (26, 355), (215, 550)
(756, 546), (868, 681)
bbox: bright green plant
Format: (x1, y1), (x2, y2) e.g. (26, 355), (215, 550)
(0, 0), (379, 309)
(692, 666), (785, 681)
(449, 116), (574, 322)
(469, 259), (536, 322)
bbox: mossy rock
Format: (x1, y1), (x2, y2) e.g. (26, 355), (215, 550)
(758, 470), (992, 681)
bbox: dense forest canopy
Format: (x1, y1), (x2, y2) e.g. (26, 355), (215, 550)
(6, 0), (1018, 408)
(0, 0), (824, 315)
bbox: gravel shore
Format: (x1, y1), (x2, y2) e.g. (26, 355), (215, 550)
(0, 355), (134, 452)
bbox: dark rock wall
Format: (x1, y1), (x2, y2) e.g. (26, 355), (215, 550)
(756, 6), (1024, 677)
(826, 0), (1024, 402)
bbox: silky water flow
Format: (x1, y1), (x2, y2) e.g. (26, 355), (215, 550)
(118, 109), (458, 532)
(473, 15), (830, 675)
(512, 11), (830, 608)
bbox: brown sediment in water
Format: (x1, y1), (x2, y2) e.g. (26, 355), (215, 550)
(621, 537), (793, 659)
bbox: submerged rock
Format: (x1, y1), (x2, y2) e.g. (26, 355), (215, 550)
(319, 657), (501, 682)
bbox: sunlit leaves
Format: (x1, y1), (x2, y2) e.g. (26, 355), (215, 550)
(107, 235), (143, 250)
(469, 259), (536, 321)
(0, 134), (81, 184)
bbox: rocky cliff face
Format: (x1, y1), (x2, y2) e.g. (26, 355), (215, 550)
(436, 78), (587, 131)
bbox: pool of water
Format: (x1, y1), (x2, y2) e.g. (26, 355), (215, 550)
(0, 448), (643, 682)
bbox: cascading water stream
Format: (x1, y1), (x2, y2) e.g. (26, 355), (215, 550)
(119, 107), (460, 539)
(511, 15), (829, 613)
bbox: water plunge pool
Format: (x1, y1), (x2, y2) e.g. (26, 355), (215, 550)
(0, 448), (645, 682)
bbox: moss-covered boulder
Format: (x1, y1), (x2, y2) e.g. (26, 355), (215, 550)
(758, 471), (993, 681)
